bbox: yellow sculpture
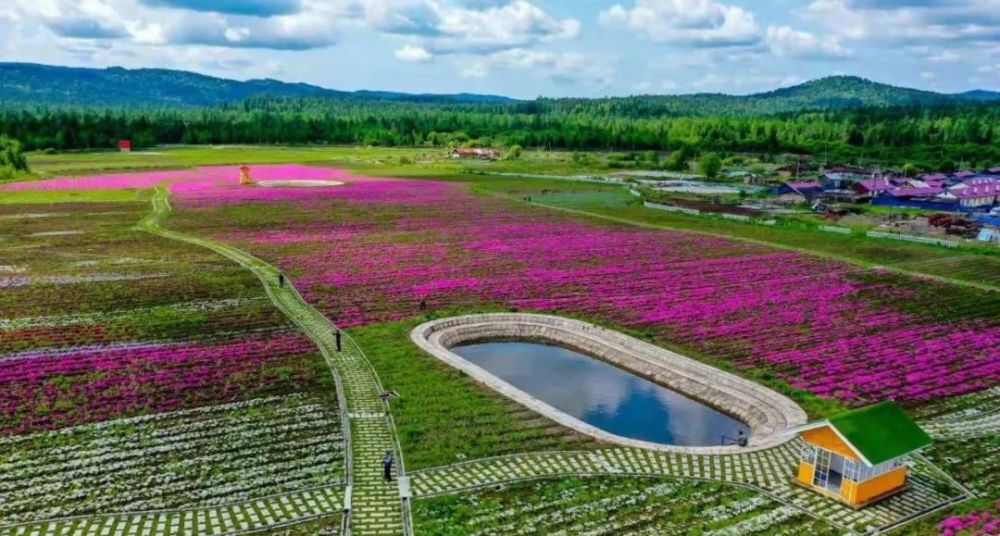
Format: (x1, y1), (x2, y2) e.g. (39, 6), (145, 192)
(239, 165), (254, 185)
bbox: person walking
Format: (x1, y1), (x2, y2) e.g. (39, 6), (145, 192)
(278, 273), (285, 288)
(335, 330), (342, 352)
(382, 451), (394, 482)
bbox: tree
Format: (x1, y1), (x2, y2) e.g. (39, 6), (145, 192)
(506, 145), (523, 159)
(665, 144), (693, 171)
(0, 136), (28, 181)
(901, 163), (919, 177)
(699, 152), (722, 178)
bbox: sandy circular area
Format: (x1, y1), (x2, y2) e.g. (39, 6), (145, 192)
(256, 180), (345, 188)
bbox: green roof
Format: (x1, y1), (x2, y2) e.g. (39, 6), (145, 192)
(827, 401), (932, 465)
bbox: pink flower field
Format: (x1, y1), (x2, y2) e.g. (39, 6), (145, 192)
(8, 165), (998, 406)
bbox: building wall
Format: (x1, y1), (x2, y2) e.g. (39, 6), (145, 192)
(800, 427), (861, 461)
(842, 467), (908, 505)
(797, 461), (814, 486)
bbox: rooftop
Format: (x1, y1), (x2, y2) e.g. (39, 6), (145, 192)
(797, 401), (932, 466)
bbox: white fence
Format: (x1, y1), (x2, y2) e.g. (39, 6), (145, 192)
(820, 225), (853, 235)
(866, 231), (959, 248)
(643, 201), (701, 215)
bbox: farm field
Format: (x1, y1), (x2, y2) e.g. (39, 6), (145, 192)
(0, 198), (344, 523)
(22, 146), (1000, 291)
(0, 156), (996, 535)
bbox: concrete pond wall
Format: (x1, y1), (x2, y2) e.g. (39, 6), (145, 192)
(411, 313), (808, 455)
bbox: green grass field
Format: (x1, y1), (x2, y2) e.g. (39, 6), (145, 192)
(0, 189), (150, 204)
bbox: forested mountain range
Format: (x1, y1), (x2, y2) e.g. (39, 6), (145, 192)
(1, 63), (998, 168)
(1, 63), (997, 113)
(0, 63), (516, 107)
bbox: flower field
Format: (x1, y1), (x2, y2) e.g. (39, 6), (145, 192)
(412, 477), (839, 535)
(0, 200), (343, 520)
(3, 164), (997, 534)
(158, 165), (999, 408)
(0, 394), (343, 522)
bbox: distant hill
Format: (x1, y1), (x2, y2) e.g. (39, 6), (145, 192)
(542, 76), (996, 117)
(0, 63), (517, 108)
(955, 89), (1000, 101)
(0, 64), (995, 115)
(744, 76), (961, 110)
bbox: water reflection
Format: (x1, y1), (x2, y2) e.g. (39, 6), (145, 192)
(453, 341), (749, 446)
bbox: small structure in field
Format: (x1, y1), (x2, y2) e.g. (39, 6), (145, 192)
(449, 148), (501, 160)
(239, 165), (254, 185)
(792, 401), (931, 509)
(118, 140), (132, 153)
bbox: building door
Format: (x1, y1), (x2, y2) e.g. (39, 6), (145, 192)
(813, 449), (831, 490)
(813, 450), (846, 494)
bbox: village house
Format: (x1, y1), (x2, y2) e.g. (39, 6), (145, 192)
(852, 177), (893, 198)
(936, 177), (1000, 209)
(793, 401), (931, 509)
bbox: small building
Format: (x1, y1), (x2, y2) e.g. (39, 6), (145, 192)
(937, 178), (1000, 209)
(853, 177), (893, 197)
(793, 402), (931, 509)
(239, 165), (254, 185)
(118, 140), (132, 152)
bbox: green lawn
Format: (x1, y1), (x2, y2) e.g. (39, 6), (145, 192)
(348, 312), (602, 470)
(0, 189), (151, 204)
(25, 145), (614, 179)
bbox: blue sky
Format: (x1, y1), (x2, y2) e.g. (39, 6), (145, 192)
(1, 0), (997, 98)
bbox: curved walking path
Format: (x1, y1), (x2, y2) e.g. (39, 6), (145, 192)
(141, 188), (413, 536)
(410, 445), (968, 535)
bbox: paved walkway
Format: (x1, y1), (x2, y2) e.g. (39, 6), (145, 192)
(409, 442), (968, 534)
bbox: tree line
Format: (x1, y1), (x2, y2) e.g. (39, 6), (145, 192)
(1, 97), (998, 168)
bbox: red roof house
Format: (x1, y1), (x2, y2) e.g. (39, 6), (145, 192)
(118, 140), (132, 152)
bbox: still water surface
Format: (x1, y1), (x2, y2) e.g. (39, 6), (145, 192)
(453, 341), (749, 446)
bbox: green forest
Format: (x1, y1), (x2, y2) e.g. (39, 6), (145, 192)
(1, 97), (999, 169)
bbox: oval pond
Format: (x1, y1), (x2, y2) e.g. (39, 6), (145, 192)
(452, 341), (750, 446)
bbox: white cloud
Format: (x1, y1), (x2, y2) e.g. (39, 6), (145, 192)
(359, 0), (578, 54)
(765, 25), (852, 59)
(455, 47), (611, 86)
(805, 0), (1000, 44)
(599, 0), (761, 47)
(395, 44), (432, 62)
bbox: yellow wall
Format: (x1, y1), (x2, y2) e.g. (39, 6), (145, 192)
(840, 480), (857, 503)
(797, 461), (815, 486)
(800, 426), (861, 461)
(853, 467), (907, 505)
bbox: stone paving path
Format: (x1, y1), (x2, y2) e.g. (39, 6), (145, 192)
(410, 442), (969, 534)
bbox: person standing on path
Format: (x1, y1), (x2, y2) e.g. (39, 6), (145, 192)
(335, 330), (342, 352)
(382, 451), (394, 482)
(278, 273), (285, 288)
